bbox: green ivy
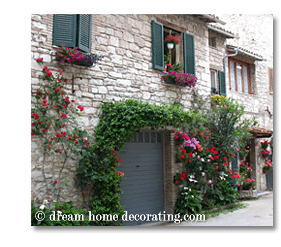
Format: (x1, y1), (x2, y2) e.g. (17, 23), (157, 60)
(76, 99), (198, 225)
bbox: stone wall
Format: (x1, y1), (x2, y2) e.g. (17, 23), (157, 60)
(31, 14), (213, 208)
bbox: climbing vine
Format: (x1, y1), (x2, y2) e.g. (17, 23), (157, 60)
(76, 100), (199, 225)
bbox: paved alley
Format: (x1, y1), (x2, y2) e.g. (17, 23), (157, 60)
(166, 192), (273, 226)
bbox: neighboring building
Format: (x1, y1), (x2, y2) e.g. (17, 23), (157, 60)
(31, 14), (273, 220)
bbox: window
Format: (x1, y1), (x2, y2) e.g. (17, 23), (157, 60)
(269, 67), (273, 93)
(53, 14), (92, 53)
(209, 36), (216, 48)
(151, 20), (195, 75)
(210, 69), (218, 89)
(228, 58), (251, 94)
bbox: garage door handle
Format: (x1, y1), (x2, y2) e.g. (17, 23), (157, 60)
(136, 165), (140, 168)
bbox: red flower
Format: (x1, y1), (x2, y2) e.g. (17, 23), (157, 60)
(31, 132), (35, 136)
(215, 166), (218, 170)
(223, 157), (228, 161)
(188, 159), (191, 162)
(36, 91), (40, 95)
(224, 162), (228, 166)
(180, 154), (185, 159)
(77, 105), (84, 112)
(61, 91), (65, 96)
(171, 130), (175, 133)
(188, 152), (192, 158)
(56, 133), (61, 138)
(75, 141), (79, 144)
(175, 181), (179, 185)
(54, 180), (57, 185)
(43, 66), (49, 71)
(224, 106), (228, 109)
(47, 71), (52, 76)
(55, 86), (61, 92)
(204, 136), (209, 139)
(42, 128), (47, 133)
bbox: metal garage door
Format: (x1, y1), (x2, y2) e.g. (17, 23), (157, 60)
(118, 131), (164, 226)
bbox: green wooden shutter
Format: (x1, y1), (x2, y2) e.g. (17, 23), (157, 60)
(183, 33), (195, 75)
(53, 14), (77, 47)
(151, 20), (164, 71)
(219, 70), (226, 96)
(77, 14), (92, 53)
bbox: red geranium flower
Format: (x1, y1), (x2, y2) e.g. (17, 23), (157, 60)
(54, 180), (57, 185)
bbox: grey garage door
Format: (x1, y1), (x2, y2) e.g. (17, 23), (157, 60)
(118, 131), (164, 226)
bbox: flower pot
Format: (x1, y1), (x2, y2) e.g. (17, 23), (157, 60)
(167, 43), (174, 49)
(163, 76), (175, 84)
(249, 186), (253, 190)
(191, 133), (196, 137)
(263, 169), (269, 174)
(198, 131), (204, 136)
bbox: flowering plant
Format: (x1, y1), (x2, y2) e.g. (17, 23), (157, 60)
(243, 178), (256, 187)
(261, 150), (270, 158)
(55, 43), (103, 66)
(261, 140), (269, 149)
(174, 131), (190, 145)
(164, 35), (180, 45)
(238, 146), (250, 159)
(263, 159), (273, 172)
(175, 147), (188, 163)
(239, 161), (252, 174)
(210, 94), (227, 105)
(211, 87), (219, 94)
(162, 70), (197, 87)
(174, 171), (187, 185)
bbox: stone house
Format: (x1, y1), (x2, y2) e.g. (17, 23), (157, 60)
(31, 14), (273, 221)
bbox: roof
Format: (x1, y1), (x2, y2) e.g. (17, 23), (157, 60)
(192, 14), (226, 25)
(207, 24), (236, 38)
(227, 45), (263, 61)
(249, 127), (273, 138)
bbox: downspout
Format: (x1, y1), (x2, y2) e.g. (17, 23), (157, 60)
(223, 47), (238, 97)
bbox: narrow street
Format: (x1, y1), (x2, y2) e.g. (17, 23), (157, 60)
(166, 192), (273, 226)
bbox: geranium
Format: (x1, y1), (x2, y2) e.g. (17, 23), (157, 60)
(116, 171), (124, 177)
(261, 140), (269, 149)
(261, 150), (270, 157)
(162, 70), (197, 87)
(164, 35), (180, 45)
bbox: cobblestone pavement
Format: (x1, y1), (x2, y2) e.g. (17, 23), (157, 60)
(166, 192), (273, 226)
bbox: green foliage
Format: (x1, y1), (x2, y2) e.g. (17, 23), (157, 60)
(31, 201), (90, 226)
(203, 179), (238, 208)
(76, 99), (197, 225)
(174, 187), (203, 215)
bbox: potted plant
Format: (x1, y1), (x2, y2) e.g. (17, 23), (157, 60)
(211, 87), (219, 95)
(243, 178), (256, 190)
(189, 127), (197, 137)
(55, 43), (103, 67)
(261, 140), (269, 149)
(261, 150), (270, 158)
(263, 159), (273, 174)
(164, 35), (180, 49)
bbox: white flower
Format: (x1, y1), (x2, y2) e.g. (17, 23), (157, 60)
(184, 187), (189, 190)
(219, 176), (226, 180)
(197, 155), (201, 159)
(190, 175), (195, 179)
(191, 195), (194, 198)
(43, 200), (49, 205)
(189, 178), (198, 183)
(199, 166), (202, 171)
(207, 159), (211, 162)
(201, 172), (205, 177)
(189, 188), (191, 191)
(39, 205), (45, 210)
(200, 158), (205, 162)
(192, 153), (196, 158)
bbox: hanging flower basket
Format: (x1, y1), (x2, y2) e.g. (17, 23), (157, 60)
(164, 35), (180, 48)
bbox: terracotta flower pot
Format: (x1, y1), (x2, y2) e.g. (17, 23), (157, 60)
(191, 133), (196, 137)
(198, 131), (204, 136)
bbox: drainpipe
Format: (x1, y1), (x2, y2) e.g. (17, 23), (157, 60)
(223, 47), (238, 97)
